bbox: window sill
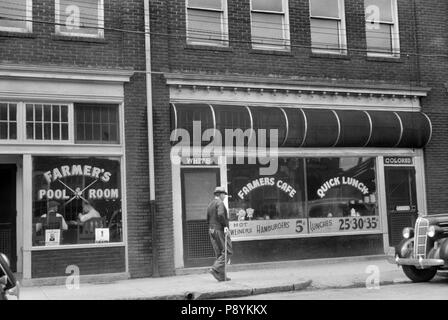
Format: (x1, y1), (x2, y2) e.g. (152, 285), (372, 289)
(51, 34), (107, 44)
(249, 48), (293, 56)
(30, 242), (125, 251)
(310, 52), (350, 60)
(366, 55), (403, 63)
(184, 44), (233, 52)
(0, 31), (36, 39)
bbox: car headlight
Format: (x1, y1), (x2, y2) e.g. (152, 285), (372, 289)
(403, 227), (414, 239)
(0, 253), (10, 267)
(427, 225), (438, 238)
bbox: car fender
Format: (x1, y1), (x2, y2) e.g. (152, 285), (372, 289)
(396, 238), (414, 258)
(439, 238), (448, 260)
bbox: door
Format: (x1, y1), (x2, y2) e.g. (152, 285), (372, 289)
(384, 167), (418, 247)
(0, 164), (17, 272)
(181, 168), (220, 267)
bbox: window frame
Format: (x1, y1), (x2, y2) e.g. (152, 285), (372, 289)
(365, 0), (400, 58)
(54, 0), (104, 38)
(0, 0), (33, 33)
(309, 0), (347, 55)
(250, 0), (291, 51)
(185, 0), (229, 47)
(0, 102), (18, 141)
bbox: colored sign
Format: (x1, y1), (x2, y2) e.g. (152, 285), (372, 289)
(308, 216), (381, 234)
(384, 157), (413, 165)
(45, 229), (61, 246)
(229, 219), (307, 239)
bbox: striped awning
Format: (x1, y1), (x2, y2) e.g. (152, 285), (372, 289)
(170, 103), (432, 148)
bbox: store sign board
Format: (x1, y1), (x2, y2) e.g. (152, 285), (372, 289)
(229, 219), (307, 239)
(384, 157), (413, 165)
(181, 157), (219, 165)
(308, 216), (381, 234)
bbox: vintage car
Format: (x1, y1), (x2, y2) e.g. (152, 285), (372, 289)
(391, 214), (448, 282)
(0, 253), (20, 300)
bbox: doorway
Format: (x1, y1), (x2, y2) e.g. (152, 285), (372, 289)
(181, 168), (220, 267)
(384, 166), (418, 247)
(0, 164), (17, 272)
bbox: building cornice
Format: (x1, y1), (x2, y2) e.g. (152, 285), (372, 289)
(0, 64), (135, 83)
(165, 73), (430, 98)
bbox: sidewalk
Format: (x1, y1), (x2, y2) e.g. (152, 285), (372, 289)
(18, 256), (410, 300)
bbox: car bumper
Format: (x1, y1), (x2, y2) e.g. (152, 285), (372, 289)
(392, 256), (445, 267)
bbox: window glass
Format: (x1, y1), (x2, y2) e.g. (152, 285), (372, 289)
(189, 0), (222, 10)
(252, 0), (283, 12)
(252, 13), (285, 47)
(228, 158), (306, 221)
(25, 103), (69, 141)
(32, 156), (123, 246)
(0, 0), (29, 30)
(310, 0), (339, 18)
(187, 0), (227, 46)
(366, 23), (392, 53)
(57, 0), (103, 37)
(75, 104), (119, 144)
(365, 0), (392, 22)
(310, 19), (340, 51)
(306, 157), (378, 218)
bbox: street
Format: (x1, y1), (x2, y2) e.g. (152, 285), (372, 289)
(230, 277), (448, 300)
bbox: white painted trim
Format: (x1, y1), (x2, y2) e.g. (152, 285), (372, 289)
(0, 0), (33, 33)
(0, 145), (123, 155)
(55, 0), (105, 38)
(16, 159), (23, 274)
(172, 162), (183, 269)
(29, 243), (126, 251)
(232, 230), (384, 242)
(22, 154), (33, 280)
(415, 150), (428, 216)
(376, 156), (390, 253)
(119, 102), (129, 274)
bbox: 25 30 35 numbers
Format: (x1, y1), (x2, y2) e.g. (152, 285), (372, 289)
(339, 217), (378, 231)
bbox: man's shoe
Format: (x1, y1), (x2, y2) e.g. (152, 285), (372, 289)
(209, 269), (221, 282)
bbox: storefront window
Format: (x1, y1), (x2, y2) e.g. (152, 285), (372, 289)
(32, 156), (123, 246)
(306, 157), (379, 234)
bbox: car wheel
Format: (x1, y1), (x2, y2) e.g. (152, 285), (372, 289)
(402, 265), (437, 283)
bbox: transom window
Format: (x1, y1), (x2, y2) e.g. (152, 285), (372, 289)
(75, 104), (119, 144)
(365, 0), (400, 57)
(309, 0), (347, 54)
(0, 103), (17, 140)
(26, 104), (69, 141)
(250, 0), (290, 51)
(186, 0), (228, 46)
(0, 0), (32, 32)
(55, 0), (104, 38)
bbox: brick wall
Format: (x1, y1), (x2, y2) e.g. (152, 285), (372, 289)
(0, 1), (153, 278)
(414, 0), (448, 215)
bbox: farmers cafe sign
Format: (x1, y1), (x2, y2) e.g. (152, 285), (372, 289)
(37, 162), (120, 202)
(229, 219), (308, 240)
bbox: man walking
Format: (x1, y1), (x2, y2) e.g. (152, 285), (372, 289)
(207, 186), (232, 281)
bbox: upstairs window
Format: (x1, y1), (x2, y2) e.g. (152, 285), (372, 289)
(75, 104), (119, 144)
(0, 0), (32, 32)
(0, 103), (17, 140)
(250, 0), (290, 51)
(365, 0), (400, 57)
(186, 0), (228, 46)
(26, 104), (69, 142)
(309, 0), (347, 54)
(55, 0), (104, 38)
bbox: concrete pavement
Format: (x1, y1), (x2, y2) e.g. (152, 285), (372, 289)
(17, 255), (411, 300)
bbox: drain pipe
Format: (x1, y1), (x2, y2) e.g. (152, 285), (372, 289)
(144, 0), (159, 277)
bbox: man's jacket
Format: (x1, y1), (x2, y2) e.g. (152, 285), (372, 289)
(207, 198), (229, 231)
